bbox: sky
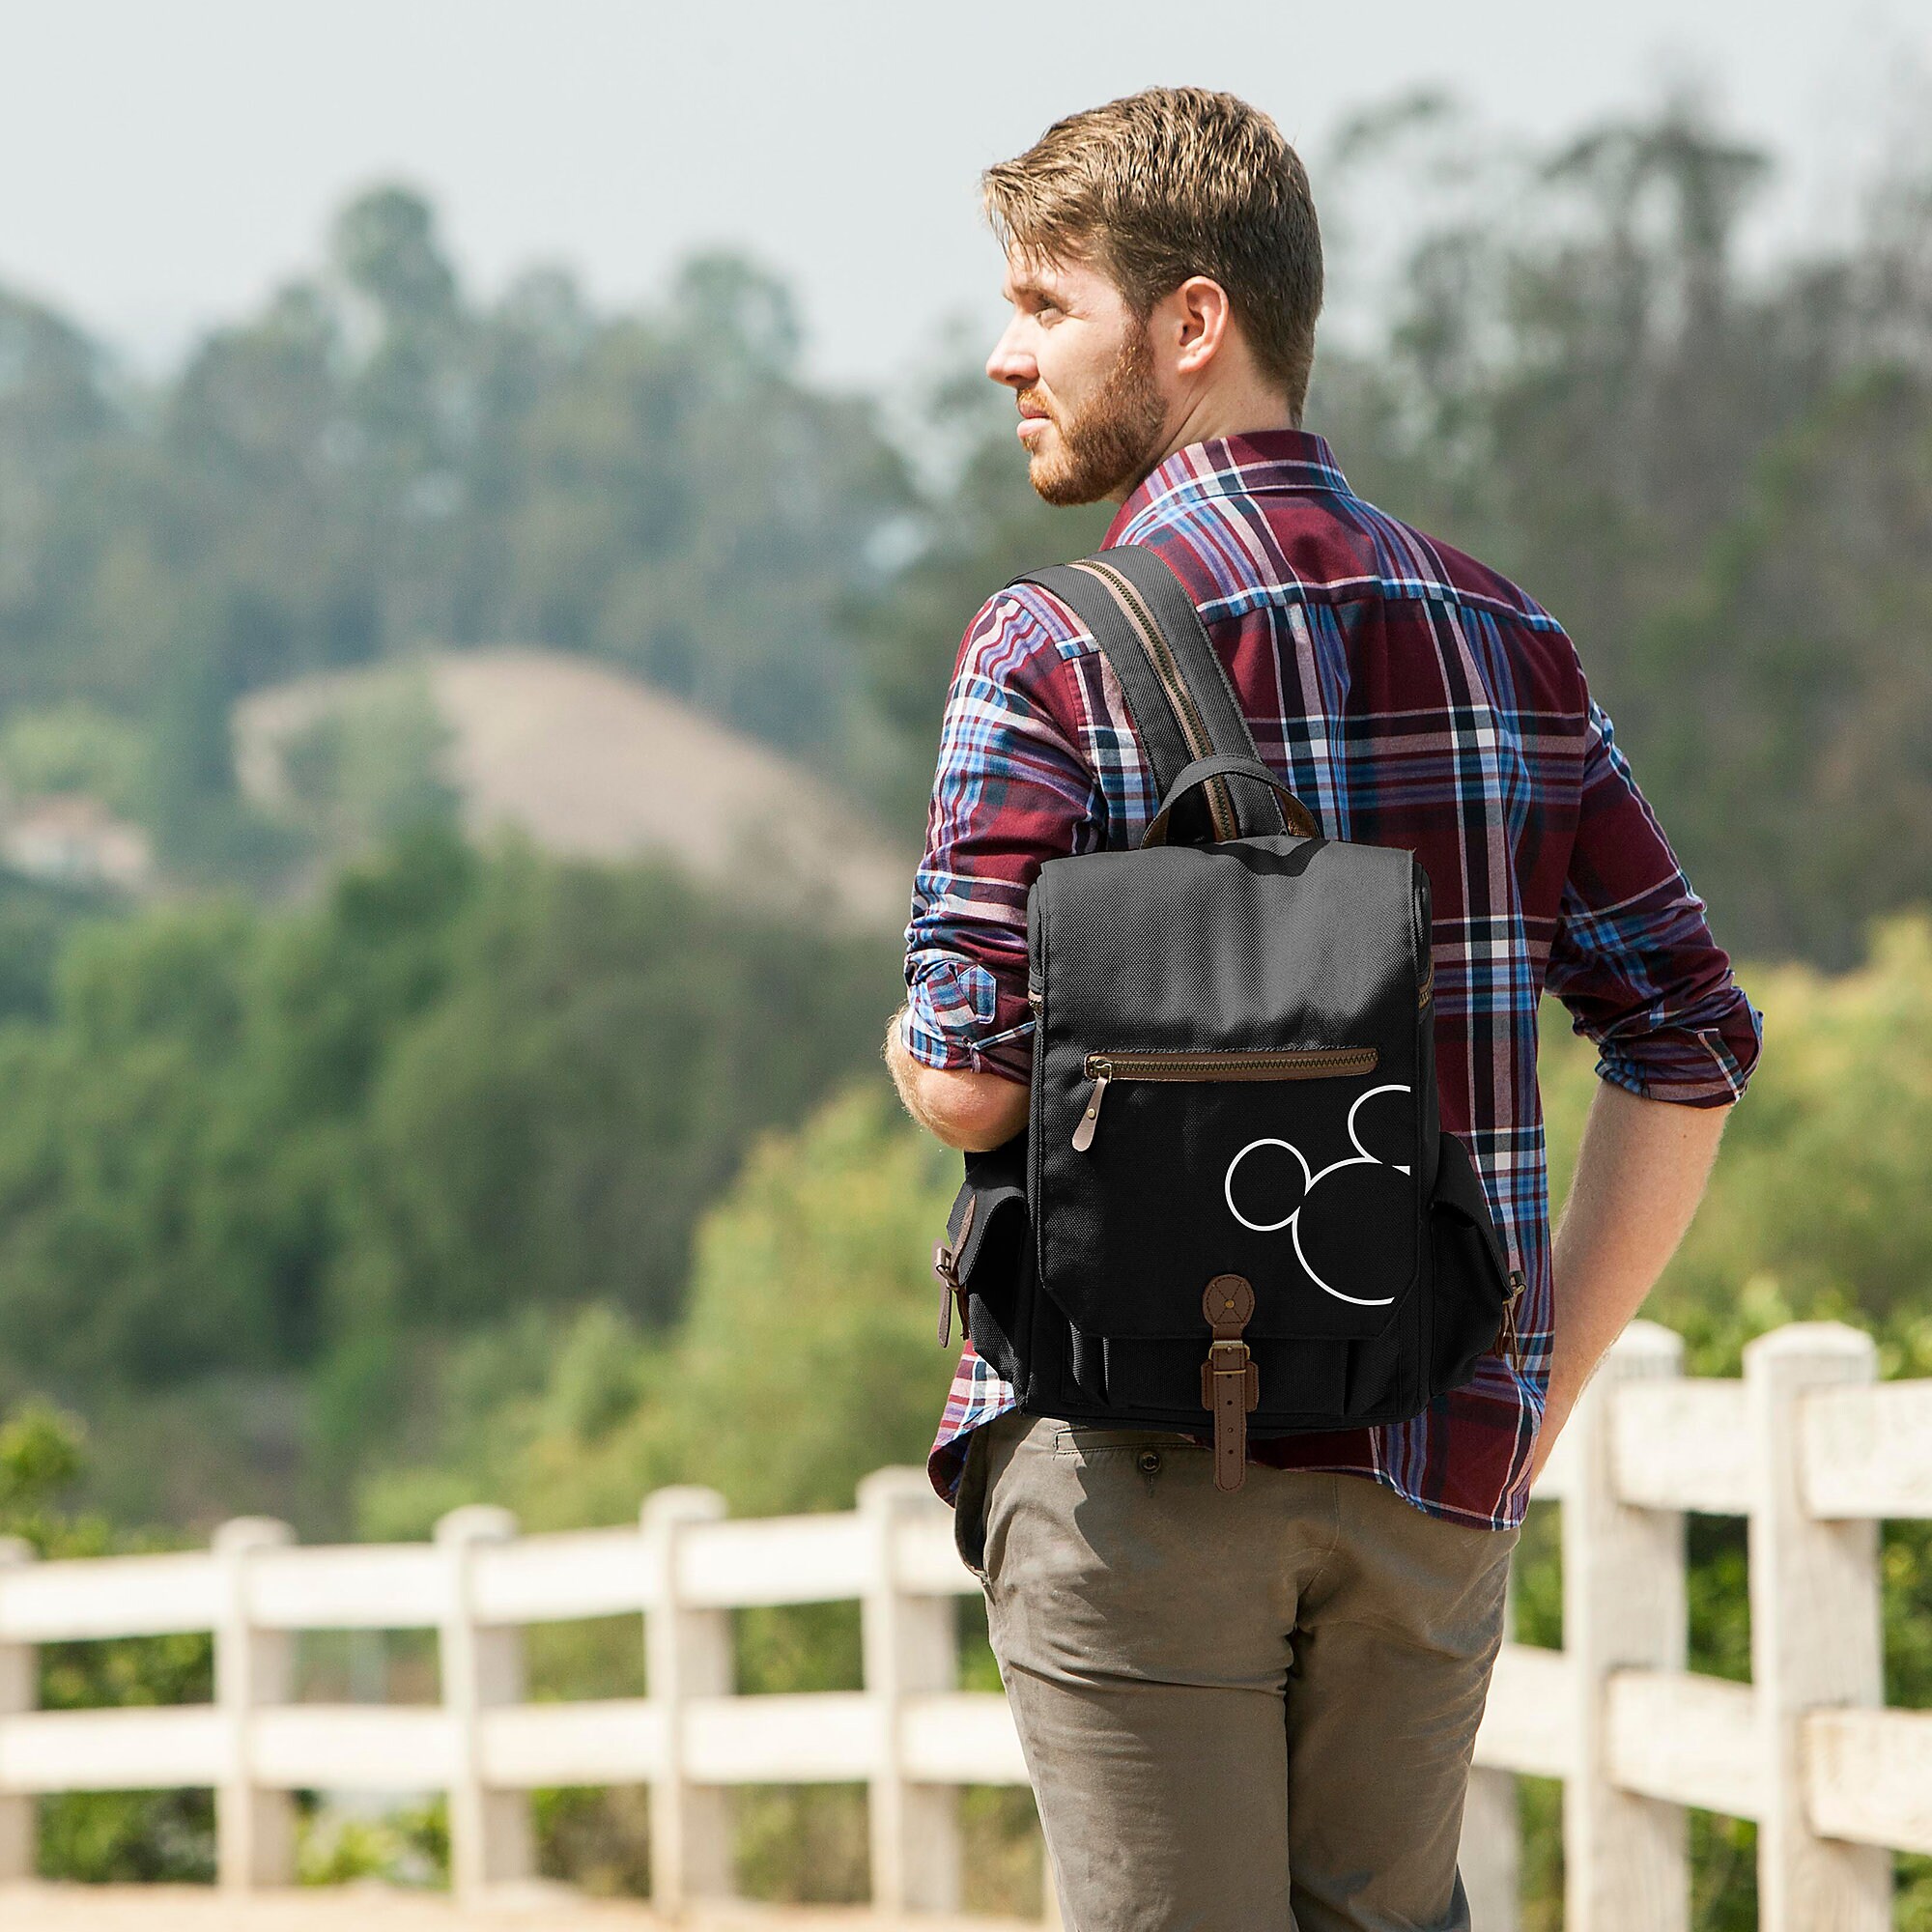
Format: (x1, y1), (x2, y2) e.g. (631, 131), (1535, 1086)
(0, 0), (1927, 391)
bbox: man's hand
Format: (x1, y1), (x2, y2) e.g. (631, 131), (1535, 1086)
(1530, 1079), (1732, 1483)
(883, 1007), (1030, 1151)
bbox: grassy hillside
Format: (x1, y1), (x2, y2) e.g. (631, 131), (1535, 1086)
(232, 647), (914, 929)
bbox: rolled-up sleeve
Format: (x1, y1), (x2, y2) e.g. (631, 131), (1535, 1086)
(902, 589), (1102, 1084)
(1544, 688), (1764, 1106)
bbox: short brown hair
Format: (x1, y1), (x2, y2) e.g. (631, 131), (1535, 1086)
(982, 87), (1323, 419)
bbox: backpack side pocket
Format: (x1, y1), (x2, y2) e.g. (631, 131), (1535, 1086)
(1428, 1129), (1517, 1394)
(935, 1133), (1033, 1388)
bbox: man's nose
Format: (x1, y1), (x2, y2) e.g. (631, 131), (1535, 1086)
(985, 321), (1037, 389)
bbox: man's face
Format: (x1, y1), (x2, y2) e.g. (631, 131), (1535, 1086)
(986, 246), (1172, 506)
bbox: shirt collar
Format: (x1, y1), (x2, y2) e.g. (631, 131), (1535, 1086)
(1104, 428), (1352, 546)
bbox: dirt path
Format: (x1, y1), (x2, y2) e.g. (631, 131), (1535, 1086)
(0, 1884), (1042, 1931)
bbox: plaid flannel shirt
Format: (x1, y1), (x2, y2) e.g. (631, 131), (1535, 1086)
(903, 429), (1763, 1530)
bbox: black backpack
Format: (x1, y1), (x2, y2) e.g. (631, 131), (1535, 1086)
(934, 545), (1523, 1492)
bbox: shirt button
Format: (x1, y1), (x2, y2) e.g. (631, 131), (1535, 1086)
(1137, 1449), (1163, 1476)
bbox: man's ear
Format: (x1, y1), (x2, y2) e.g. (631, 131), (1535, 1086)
(1171, 275), (1236, 377)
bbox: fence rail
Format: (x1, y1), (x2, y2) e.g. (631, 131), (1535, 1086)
(0, 1319), (1927, 1928)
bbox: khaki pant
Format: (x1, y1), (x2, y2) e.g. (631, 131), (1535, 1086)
(954, 1411), (1518, 1932)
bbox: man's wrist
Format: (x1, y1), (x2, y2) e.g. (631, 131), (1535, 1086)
(884, 1005), (1030, 1151)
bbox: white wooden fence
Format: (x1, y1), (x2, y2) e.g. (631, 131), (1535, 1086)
(0, 1319), (1929, 1928)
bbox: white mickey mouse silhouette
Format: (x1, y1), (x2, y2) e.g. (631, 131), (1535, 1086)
(1222, 1084), (1412, 1307)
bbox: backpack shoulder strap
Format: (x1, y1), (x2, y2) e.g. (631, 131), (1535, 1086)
(1010, 548), (1291, 841)
(1094, 547), (1281, 790)
(1009, 561), (1197, 803)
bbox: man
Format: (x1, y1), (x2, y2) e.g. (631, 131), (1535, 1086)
(886, 86), (1761, 1931)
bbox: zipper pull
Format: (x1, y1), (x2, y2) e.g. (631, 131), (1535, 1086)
(1070, 1062), (1112, 1152)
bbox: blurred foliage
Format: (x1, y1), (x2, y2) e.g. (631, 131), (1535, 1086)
(0, 824), (897, 1527)
(296, 1798), (446, 1889)
(1, 95), (1922, 949)
(0, 701), (147, 814)
(0, 195), (913, 887)
(0, 95), (1923, 935)
(1538, 909), (1932, 1359)
(0, 872), (118, 1025)
(0, 1398), (214, 1882)
(357, 1082), (959, 1540)
(848, 346), (1114, 824)
(1311, 97), (1932, 969)
(273, 667), (460, 852)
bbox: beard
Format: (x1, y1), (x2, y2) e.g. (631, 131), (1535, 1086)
(1019, 325), (1169, 507)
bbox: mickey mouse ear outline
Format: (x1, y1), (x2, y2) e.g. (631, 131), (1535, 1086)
(1223, 1135), (1312, 1233)
(1293, 1159), (1406, 1308)
(1347, 1083), (1415, 1177)
(1218, 1082), (1418, 1307)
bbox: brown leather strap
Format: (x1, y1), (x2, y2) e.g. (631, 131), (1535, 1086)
(933, 1195), (976, 1348)
(1200, 1274), (1260, 1492)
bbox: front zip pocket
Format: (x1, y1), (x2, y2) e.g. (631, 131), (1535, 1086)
(1070, 1045), (1378, 1151)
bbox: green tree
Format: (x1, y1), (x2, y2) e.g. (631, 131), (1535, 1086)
(0, 824), (897, 1524)
(0, 1400), (215, 1882)
(357, 1079), (960, 1538)
(1310, 97), (1932, 962)
(850, 354), (1112, 825)
(1634, 372), (1932, 964)
(337, 841), (899, 1349)
(0, 186), (916, 893)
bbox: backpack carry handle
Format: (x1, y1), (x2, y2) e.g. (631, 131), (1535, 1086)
(1143, 753), (1321, 847)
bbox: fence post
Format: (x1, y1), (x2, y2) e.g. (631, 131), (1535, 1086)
(1461, 1766), (1519, 1930)
(1744, 1322), (1889, 1932)
(1564, 1320), (1689, 1932)
(859, 1466), (962, 1915)
(641, 1487), (733, 1917)
(0, 1537), (35, 1882)
(435, 1504), (533, 1898)
(1460, 1570), (1520, 1932)
(213, 1517), (297, 1889)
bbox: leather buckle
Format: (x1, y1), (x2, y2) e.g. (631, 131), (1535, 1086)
(1200, 1275), (1261, 1492)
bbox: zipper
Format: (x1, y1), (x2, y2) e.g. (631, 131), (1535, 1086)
(1074, 558), (1241, 843)
(1070, 1045), (1378, 1151)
